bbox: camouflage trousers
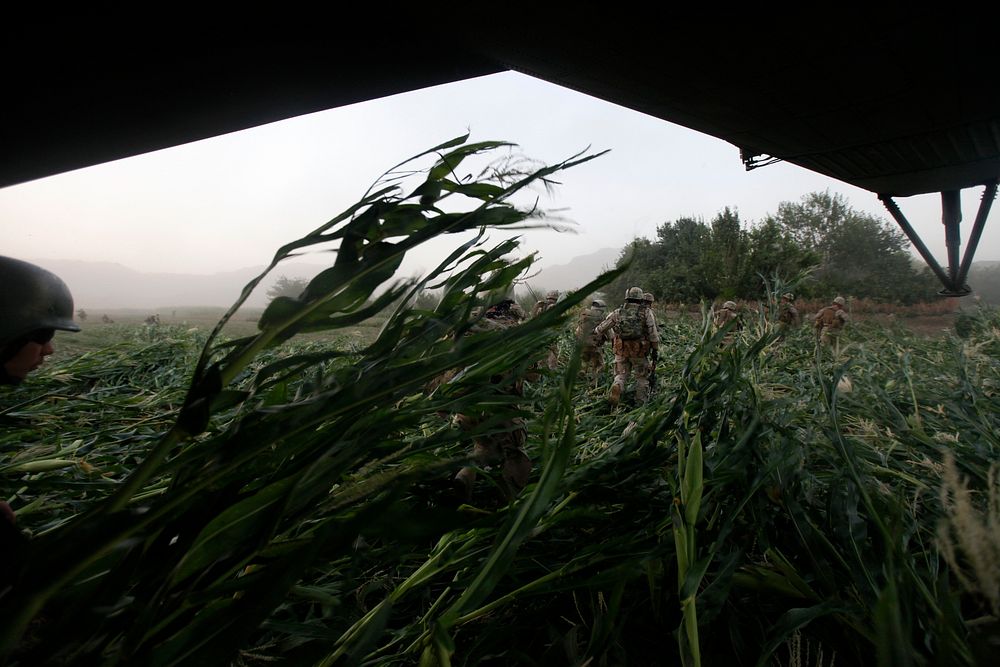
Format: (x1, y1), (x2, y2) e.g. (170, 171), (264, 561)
(817, 327), (843, 355)
(613, 354), (651, 404)
(818, 326), (842, 344)
(544, 344), (559, 371)
(580, 344), (604, 376)
(454, 415), (531, 501)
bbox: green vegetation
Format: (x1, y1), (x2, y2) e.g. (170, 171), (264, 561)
(2, 139), (999, 665)
(968, 263), (1000, 305)
(608, 192), (939, 304)
(268, 276), (311, 303)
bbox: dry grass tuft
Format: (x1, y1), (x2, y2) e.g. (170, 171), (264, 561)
(775, 630), (836, 667)
(937, 451), (1000, 616)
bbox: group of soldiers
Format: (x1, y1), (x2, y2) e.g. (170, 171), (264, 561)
(0, 254), (852, 509)
(712, 292), (849, 347)
(439, 285), (852, 503)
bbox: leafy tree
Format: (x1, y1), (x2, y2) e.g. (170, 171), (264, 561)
(266, 275), (309, 302)
(412, 290), (440, 310)
(702, 208), (749, 299)
(606, 191), (937, 305)
(76, 309), (88, 322)
(969, 264), (1000, 305)
(607, 238), (659, 303)
(744, 218), (818, 297)
(654, 217), (713, 301)
(765, 191), (936, 302)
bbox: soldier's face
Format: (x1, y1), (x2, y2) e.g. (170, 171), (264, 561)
(3, 328), (56, 381)
(4, 339), (54, 381)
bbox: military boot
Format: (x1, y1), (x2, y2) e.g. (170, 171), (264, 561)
(453, 468), (475, 503)
(609, 383), (622, 407)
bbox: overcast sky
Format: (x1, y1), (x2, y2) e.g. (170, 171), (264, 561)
(2, 71), (997, 280)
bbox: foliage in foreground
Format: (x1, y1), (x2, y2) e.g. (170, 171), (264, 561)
(2, 138), (1000, 666)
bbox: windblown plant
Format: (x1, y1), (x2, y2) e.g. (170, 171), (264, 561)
(2, 137), (1000, 666)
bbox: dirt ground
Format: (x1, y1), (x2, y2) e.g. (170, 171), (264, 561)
(858, 313), (957, 337)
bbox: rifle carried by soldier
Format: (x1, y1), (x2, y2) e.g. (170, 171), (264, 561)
(648, 346), (658, 394)
(643, 292), (658, 395)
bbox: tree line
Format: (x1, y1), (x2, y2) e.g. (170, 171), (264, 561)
(266, 190), (1000, 309)
(606, 191), (940, 304)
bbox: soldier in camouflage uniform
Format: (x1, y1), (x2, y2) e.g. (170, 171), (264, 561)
(776, 292), (800, 340)
(594, 287), (659, 407)
(575, 298), (607, 383)
(1, 256), (81, 556)
(531, 290), (561, 370)
(448, 298), (533, 502)
(713, 300), (739, 328)
(531, 290), (560, 318)
(814, 296), (849, 352)
(713, 300), (741, 344)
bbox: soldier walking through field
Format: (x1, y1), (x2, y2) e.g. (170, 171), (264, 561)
(436, 298), (533, 503)
(776, 292), (800, 340)
(531, 290), (560, 318)
(814, 296), (849, 354)
(594, 287), (659, 407)
(532, 290), (561, 370)
(575, 298), (608, 384)
(713, 300), (741, 344)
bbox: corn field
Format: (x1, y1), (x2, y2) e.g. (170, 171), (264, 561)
(2, 137), (999, 666)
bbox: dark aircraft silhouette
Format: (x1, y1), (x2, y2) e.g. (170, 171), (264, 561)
(5, 13), (997, 294)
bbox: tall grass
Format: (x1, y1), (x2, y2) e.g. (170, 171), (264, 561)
(2, 137), (1000, 665)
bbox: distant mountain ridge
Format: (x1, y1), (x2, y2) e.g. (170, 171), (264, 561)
(27, 259), (328, 309)
(34, 251), (996, 309)
(29, 249), (626, 309)
(528, 247), (621, 292)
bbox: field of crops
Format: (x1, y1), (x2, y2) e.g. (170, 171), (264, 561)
(2, 137), (999, 666)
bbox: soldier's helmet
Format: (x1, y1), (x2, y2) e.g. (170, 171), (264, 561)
(723, 300), (738, 310)
(484, 299), (525, 324)
(833, 296), (846, 306)
(625, 286), (644, 301)
(592, 299), (606, 309)
(643, 292), (654, 304)
(782, 292), (795, 301)
(0, 256), (80, 348)
(545, 290), (560, 302)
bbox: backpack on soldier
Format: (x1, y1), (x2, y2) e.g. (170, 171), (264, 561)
(577, 307), (605, 342)
(616, 304), (647, 340)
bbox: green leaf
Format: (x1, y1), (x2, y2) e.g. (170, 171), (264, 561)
(258, 296), (305, 331)
(170, 478), (293, 585)
(683, 432), (703, 524)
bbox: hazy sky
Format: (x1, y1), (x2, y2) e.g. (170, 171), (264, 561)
(2, 71), (997, 280)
